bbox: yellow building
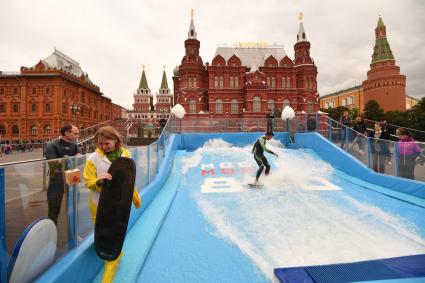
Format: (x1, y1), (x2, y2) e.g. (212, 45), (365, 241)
(320, 85), (420, 112)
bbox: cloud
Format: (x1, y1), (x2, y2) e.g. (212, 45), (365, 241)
(0, 0), (424, 109)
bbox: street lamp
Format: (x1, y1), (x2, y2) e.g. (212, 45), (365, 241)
(70, 103), (80, 125)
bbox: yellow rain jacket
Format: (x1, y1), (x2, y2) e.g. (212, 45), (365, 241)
(83, 147), (141, 223)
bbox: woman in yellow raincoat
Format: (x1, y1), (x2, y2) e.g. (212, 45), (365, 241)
(84, 126), (141, 283)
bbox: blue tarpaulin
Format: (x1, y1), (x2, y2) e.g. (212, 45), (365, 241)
(274, 254), (425, 283)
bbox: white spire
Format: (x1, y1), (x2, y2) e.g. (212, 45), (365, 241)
(297, 13), (307, 42)
(188, 9), (197, 39)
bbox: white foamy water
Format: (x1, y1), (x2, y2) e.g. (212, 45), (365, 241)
(182, 138), (425, 282)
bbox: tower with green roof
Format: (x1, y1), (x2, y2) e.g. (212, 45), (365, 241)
(362, 16), (406, 111)
(133, 66), (154, 112)
(155, 67), (173, 113)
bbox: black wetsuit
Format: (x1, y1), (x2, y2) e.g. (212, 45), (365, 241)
(252, 136), (276, 181)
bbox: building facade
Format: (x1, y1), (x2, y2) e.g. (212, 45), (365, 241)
(0, 49), (123, 143)
(320, 17), (412, 113)
(126, 67), (173, 137)
(172, 15), (320, 118)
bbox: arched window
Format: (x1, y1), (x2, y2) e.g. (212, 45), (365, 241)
(231, 99), (238, 114)
(12, 125), (19, 135)
(283, 99), (290, 107)
(253, 96), (261, 112)
(215, 99), (223, 114)
(307, 100), (314, 113)
(189, 99), (196, 113)
(287, 77), (291, 88)
(267, 99), (275, 111)
(271, 77), (275, 88)
(0, 125), (5, 135)
(31, 126), (37, 135)
(305, 78), (309, 90)
(44, 125), (52, 135)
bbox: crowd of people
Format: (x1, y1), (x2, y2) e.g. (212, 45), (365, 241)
(339, 111), (424, 179)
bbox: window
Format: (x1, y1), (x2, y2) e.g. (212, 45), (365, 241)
(81, 93), (85, 103)
(219, 76), (224, 88)
(0, 125), (5, 135)
(0, 88), (4, 95)
(193, 78), (197, 88)
(253, 96), (261, 112)
(31, 126), (37, 135)
(0, 104), (5, 113)
(46, 87), (50, 94)
(214, 76), (218, 88)
(349, 96), (354, 105)
(267, 77), (270, 86)
(14, 88), (18, 95)
(287, 77), (291, 88)
(12, 125), (19, 135)
(234, 77), (238, 88)
(267, 99), (275, 111)
(231, 99), (238, 114)
(44, 125), (52, 135)
(45, 103), (51, 112)
(271, 77), (275, 88)
(215, 99), (223, 114)
(189, 99), (196, 113)
(13, 103), (19, 112)
(282, 77), (286, 88)
(230, 76), (234, 88)
(305, 78), (309, 90)
(342, 98), (347, 106)
(63, 104), (67, 114)
(31, 103), (37, 113)
(283, 99), (290, 107)
(32, 88), (36, 95)
(307, 100), (314, 113)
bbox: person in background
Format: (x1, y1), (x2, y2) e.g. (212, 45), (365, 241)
(44, 124), (81, 225)
(339, 111), (352, 149)
(266, 109), (274, 132)
(380, 118), (392, 164)
(368, 122), (386, 173)
(397, 129), (422, 180)
(83, 126), (141, 283)
(351, 116), (367, 155)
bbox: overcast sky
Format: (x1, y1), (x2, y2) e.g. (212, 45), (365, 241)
(1, 0), (424, 109)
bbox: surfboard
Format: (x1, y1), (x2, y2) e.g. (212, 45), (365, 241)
(8, 218), (57, 283)
(248, 183), (264, 189)
(94, 157), (136, 261)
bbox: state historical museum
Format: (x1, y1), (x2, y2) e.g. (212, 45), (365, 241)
(173, 16), (320, 118)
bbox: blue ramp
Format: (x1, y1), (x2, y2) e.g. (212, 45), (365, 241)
(274, 254), (425, 283)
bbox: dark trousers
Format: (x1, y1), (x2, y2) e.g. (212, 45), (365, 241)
(399, 155), (416, 180)
(372, 152), (385, 173)
(47, 171), (65, 225)
(254, 154), (270, 181)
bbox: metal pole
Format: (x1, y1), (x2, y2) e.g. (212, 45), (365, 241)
(0, 167), (6, 283)
(147, 145), (150, 183)
(394, 142), (399, 177)
(367, 137), (372, 168)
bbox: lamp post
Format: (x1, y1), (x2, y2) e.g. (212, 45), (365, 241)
(70, 103), (80, 126)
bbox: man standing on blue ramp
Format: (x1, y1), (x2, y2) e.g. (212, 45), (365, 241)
(250, 131), (278, 187)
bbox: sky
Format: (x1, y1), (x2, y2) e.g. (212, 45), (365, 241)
(1, 0), (424, 109)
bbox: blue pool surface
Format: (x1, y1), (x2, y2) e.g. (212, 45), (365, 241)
(35, 133), (425, 283)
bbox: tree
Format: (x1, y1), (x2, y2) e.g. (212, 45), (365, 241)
(363, 100), (385, 121)
(320, 106), (350, 121)
(406, 97), (425, 131)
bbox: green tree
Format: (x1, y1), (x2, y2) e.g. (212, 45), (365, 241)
(320, 106), (349, 120)
(406, 97), (425, 131)
(385, 110), (409, 127)
(363, 100), (385, 121)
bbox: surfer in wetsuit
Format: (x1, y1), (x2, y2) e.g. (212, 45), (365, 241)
(252, 131), (278, 186)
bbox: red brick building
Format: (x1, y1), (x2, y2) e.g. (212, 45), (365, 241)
(0, 49), (123, 143)
(172, 16), (319, 118)
(362, 17), (406, 112)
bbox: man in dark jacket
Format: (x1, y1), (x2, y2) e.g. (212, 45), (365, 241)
(45, 124), (81, 225)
